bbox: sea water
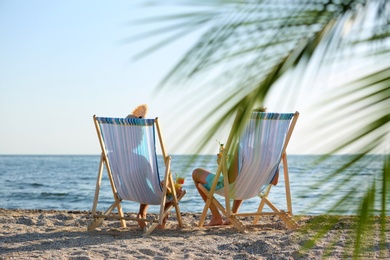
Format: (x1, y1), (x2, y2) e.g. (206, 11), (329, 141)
(0, 154), (386, 215)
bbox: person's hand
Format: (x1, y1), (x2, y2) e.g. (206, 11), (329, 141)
(174, 183), (183, 193)
(271, 168), (280, 186)
(217, 153), (222, 165)
(217, 153), (229, 165)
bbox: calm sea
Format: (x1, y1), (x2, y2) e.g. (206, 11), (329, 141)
(0, 155), (386, 215)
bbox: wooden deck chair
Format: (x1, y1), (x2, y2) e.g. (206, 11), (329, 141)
(198, 111), (299, 232)
(88, 116), (184, 235)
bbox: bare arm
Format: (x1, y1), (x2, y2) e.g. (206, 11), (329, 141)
(227, 148), (239, 184)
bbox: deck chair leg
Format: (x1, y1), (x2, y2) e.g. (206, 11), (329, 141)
(143, 214), (160, 236)
(261, 196), (298, 229)
(253, 184), (272, 224)
(198, 182), (218, 227)
(90, 155), (104, 221)
(142, 186), (187, 236)
(199, 197), (212, 227)
(159, 158), (170, 226)
(282, 154), (293, 215)
(144, 156), (185, 236)
(172, 187), (184, 228)
(167, 160), (184, 228)
(172, 175), (184, 228)
(88, 154), (118, 231)
(104, 156), (126, 228)
(88, 199), (121, 231)
(100, 153), (127, 228)
(198, 164), (225, 227)
(144, 223), (159, 236)
(116, 203), (126, 228)
(198, 184), (245, 232)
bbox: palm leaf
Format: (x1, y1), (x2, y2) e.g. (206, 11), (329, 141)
(129, 0), (390, 256)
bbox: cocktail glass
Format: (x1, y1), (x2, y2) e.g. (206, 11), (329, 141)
(176, 172), (185, 185)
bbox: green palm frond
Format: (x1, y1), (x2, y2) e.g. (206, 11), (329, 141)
(129, 0), (390, 256)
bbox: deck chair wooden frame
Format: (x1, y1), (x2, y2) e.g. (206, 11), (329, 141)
(88, 115), (184, 235)
(198, 110), (299, 232)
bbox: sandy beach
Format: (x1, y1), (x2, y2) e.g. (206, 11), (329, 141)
(0, 208), (388, 259)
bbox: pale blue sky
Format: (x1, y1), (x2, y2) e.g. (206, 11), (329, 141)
(0, 1), (334, 155)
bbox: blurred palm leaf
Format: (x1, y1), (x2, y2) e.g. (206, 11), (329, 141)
(129, 0), (389, 257)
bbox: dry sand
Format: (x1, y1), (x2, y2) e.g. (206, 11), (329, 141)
(0, 208), (388, 259)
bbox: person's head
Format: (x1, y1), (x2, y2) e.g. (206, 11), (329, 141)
(126, 104), (148, 119)
(253, 106), (267, 112)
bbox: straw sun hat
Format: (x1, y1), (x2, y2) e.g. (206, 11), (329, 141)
(126, 104), (148, 118)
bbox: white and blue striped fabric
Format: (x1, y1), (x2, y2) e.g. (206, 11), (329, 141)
(96, 117), (163, 205)
(216, 112), (295, 200)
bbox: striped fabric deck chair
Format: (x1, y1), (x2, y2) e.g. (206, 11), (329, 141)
(198, 111), (299, 232)
(88, 116), (184, 235)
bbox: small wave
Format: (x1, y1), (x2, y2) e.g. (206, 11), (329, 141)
(29, 183), (44, 187)
(41, 192), (69, 197)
